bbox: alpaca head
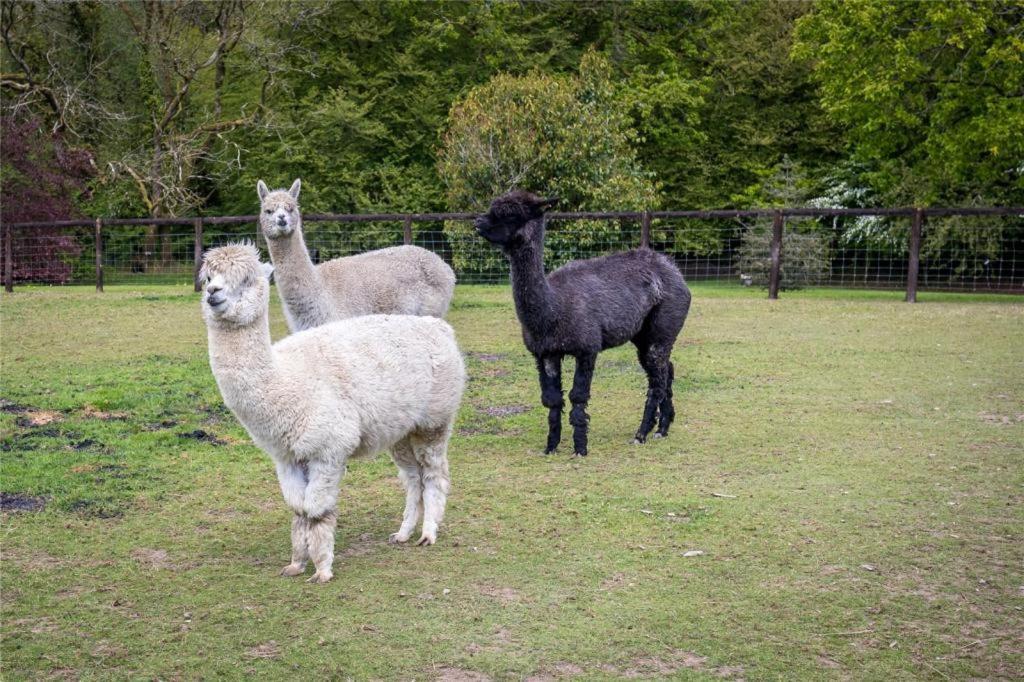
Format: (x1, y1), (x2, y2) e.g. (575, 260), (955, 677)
(257, 179), (302, 239)
(199, 242), (275, 327)
(474, 190), (559, 250)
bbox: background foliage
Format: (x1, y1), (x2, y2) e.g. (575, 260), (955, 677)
(2, 0), (1022, 279)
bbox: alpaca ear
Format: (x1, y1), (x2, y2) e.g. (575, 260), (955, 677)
(538, 196), (560, 211)
(257, 180), (269, 201)
(288, 178), (301, 200)
(260, 262), (275, 280)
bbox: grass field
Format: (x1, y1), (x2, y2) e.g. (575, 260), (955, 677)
(2, 283), (1022, 680)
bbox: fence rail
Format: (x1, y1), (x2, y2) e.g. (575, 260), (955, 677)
(2, 206), (1023, 300)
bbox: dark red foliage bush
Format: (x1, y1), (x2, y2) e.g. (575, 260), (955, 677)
(1, 116), (93, 283)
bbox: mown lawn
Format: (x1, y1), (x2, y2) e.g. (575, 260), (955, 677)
(1, 283), (1022, 680)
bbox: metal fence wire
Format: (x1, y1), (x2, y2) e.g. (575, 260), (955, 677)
(2, 208), (1023, 297)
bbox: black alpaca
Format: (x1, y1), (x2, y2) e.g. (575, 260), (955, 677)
(474, 190), (691, 456)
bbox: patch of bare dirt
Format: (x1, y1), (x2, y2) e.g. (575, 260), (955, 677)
(465, 352), (507, 363)
(466, 627), (515, 656)
(341, 533), (379, 558)
(0, 492), (47, 512)
(17, 410), (62, 427)
(246, 641), (281, 659)
(816, 654), (842, 669)
(434, 668), (492, 682)
(599, 572), (634, 591)
(525, 662), (585, 681)
(0, 399), (30, 413)
(130, 548), (176, 570)
(81, 406), (128, 421)
(481, 404), (531, 418)
(618, 651), (707, 678)
(476, 584), (523, 604)
(979, 412), (1024, 425)
(90, 641), (127, 659)
(9, 617), (60, 634)
(177, 429), (226, 445)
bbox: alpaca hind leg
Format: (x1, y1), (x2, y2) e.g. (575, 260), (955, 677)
(306, 511), (337, 584)
(536, 354), (564, 454)
(411, 426), (452, 545)
(389, 438), (423, 544)
(654, 361), (676, 438)
(281, 513), (309, 577)
(569, 354), (596, 456)
(634, 344), (669, 443)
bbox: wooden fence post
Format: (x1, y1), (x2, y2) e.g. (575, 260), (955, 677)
(640, 211), (651, 248)
(194, 218), (204, 292)
(768, 210), (784, 300)
(3, 223), (12, 293)
(403, 216), (413, 245)
(905, 208), (923, 303)
(94, 218), (104, 292)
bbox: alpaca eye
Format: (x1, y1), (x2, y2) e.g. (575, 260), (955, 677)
(265, 209), (272, 214)
(286, 207), (292, 213)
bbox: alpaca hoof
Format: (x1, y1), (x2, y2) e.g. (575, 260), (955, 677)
(632, 437), (645, 445)
(280, 563), (306, 577)
(416, 533), (436, 546)
(573, 451), (587, 457)
(388, 532), (411, 544)
(307, 571), (333, 584)
(651, 432), (665, 440)
(543, 447), (557, 455)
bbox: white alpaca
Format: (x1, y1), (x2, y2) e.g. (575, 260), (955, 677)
(200, 243), (465, 583)
(257, 179), (456, 331)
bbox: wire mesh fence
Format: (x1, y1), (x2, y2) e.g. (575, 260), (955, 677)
(2, 209), (1022, 294)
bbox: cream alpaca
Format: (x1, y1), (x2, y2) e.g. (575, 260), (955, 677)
(200, 243), (465, 583)
(257, 179), (456, 331)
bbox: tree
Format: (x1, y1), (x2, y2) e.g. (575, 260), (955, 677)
(438, 51), (657, 277)
(793, 0), (1024, 205)
(737, 156), (829, 290)
(0, 116), (91, 283)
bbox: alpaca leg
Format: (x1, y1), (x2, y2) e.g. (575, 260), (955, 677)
(655, 361), (676, 438)
(275, 459), (309, 515)
(411, 426), (452, 546)
(306, 511), (337, 584)
(389, 438), (423, 544)
(569, 354), (596, 456)
(634, 344), (669, 444)
(302, 458), (345, 583)
(281, 513), (309, 577)
(536, 354), (564, 454)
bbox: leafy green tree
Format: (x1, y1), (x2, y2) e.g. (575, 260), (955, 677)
(793, 0), (1024, 205)
(438, 51), (657, 277)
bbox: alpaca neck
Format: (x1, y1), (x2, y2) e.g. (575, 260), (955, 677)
(207, 312), (278, 417)
(507, 229), (557, 333)
(263, 221), (332, 328)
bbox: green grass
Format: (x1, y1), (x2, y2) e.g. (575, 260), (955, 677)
(2, 283), (1022, 680)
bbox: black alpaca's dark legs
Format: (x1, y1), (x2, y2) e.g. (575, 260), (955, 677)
(634, 344), (669, 443)
(654, 361), (675, 438)
(569, 353), (596, 456)
(535, 354), (564, 454)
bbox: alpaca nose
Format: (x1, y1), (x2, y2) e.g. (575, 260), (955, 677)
(206, 283), (222, 295)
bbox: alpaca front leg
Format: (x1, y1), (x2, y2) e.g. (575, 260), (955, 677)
(536, 354), (564, 454)
(281, 513), (309, 577)
(306, 511), (337, 584)
(275, 459), (308, 515)
(389, 439), (422, 544)
(569, 354), (596, 456)
(303, 458), (344, 583)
